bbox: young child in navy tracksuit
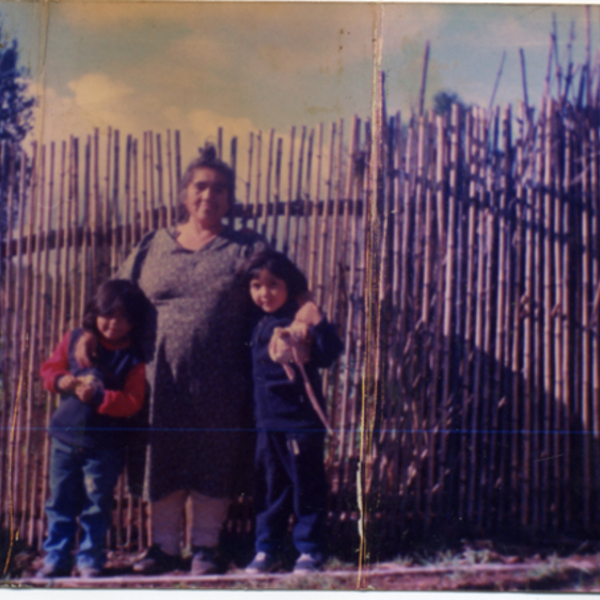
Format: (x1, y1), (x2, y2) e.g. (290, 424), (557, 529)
(38, 280), (147, 578)
(243, 251), (343, 574)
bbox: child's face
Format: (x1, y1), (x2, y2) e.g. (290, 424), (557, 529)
(96, 308), (133, 343)
(250, 269), (288, 313)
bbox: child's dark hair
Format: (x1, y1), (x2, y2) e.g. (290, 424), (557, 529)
(245, 250), (308, 302)
(82, 280), (146, 347)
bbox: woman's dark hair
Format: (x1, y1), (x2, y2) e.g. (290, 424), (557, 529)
(177, 144), (235, 223)
(82, 279), (147, 346)
(244, 250), (308, 302)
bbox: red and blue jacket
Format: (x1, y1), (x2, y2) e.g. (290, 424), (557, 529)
(41, 328), (146, 449)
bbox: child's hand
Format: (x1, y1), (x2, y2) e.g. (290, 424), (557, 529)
(75, 382), (96, 404)
(288, 321), (311, 341)
(57, 374), (77, 393)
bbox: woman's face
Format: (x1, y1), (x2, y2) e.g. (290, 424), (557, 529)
(183, 167), (230, 230)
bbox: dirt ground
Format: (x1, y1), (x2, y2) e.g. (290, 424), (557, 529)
(6, 543), (600, 591)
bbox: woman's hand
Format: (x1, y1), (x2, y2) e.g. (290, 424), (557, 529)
(57, 373), (77, 393)
(292, 298), (322, 333)
(74, 331), (98, 368)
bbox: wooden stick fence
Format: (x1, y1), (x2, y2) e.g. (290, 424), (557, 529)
(3, 88), (600, 559)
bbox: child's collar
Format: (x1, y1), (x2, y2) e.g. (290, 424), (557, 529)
(98, 336), (132, 351)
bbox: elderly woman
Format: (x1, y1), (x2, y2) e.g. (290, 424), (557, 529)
(78, 146), (280, 574)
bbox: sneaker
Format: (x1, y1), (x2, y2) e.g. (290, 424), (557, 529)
(190, 546), (219, 575)
(293, 552), (325, 574)
(77, 566), (102, 578)
(245, 551), (282, 574)
(35, 563), (72, 579)
(133, 544), (182, 575)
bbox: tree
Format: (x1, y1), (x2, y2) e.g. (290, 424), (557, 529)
(432, 90), (468, 117)
(0, 30), (35, 144)
(0, 21), (35, 245)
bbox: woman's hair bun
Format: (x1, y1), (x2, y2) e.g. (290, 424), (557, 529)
(199, 144), (218, 162)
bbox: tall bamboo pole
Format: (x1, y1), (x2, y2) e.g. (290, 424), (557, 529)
(253, 131), (262, 232)
(308, 124), (324, 288)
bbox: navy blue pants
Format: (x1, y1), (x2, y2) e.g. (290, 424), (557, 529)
(43, 438), (125, 571)
(254, 430), (327, 556)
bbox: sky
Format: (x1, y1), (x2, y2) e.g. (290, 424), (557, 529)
(0, 1), (598, 163)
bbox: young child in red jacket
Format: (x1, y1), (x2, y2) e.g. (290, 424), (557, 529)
(38, 280), (147, 579)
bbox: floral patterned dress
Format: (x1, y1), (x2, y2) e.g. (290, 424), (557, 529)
(118, 227), (266, 501)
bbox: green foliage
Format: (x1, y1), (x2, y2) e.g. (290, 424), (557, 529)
(432, 90), (468, 117)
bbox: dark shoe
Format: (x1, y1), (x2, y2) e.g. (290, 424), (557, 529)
(77, 566), (102, 578)
(190, 546), (219, 575)
(244, 551), (282, 574)
(293, 552), (325, 574)
(133, 544), (181, 575)
(35, 563), (72, 579)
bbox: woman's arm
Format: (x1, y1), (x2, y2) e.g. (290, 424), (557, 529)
(74, 330), (98, 369)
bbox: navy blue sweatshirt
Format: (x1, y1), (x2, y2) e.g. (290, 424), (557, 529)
(41, 328), (145, 449)
(251, 303), (343, 432)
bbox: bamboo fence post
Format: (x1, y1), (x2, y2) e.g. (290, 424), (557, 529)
(92, 130), (100, 287)
(166, 130), (175, 228)
(315, 123), (336, 306)
(459, 110), (477, 521)
(439, 104), (460, 500)
(148, 131), (156, 231)
(478, 108), (497, 529)
(104, 128), (113, 280)
(489, 105), (512, 529)
(229, 136), (237, 231)
(79, 136), (91, 318)
(13, 143), (38, 537)
(292, 126), (306, 264)
(272, 138), (283, 252)
(69, 137), (80, 329)
(323, 121), (344, 423)
(175, 130), (182, 187)
(553, 106), (566, 530)
(308, 124), (324, 288)
(132, 139), (140, 245)
(388, 113), (405, 521)
(337, 121), (361, 467)
(5, 149), (27, 526)
(244, 132), (254, 230)
(282, 127), (296, 254)
(510, 104), (527, 524)
(541, 98), (555, 530)
(467, 108), (487, 525)
(581, 116), (593, 529)
(21, 142), (42, 539)
(590, 116), (600, 518)
(253, 131), (262, 232)
(32, 142), (54, 547)
(262, 129), (275, 243)
(421, 113), (437, 526)
(299, 128), (314, 274)
(521, 105), (538, 527)
(110, 131), (120, 274)
(142, 132), (149, 235)
(124, 135), (132, 258)
(155, 134), (165, 230)
(0, 145), (14, 522)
